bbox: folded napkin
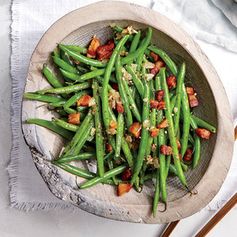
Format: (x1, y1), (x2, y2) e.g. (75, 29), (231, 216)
(153, 0), (237, 53)
(211, 0), (237, 27)
(9, 0), (237, 211)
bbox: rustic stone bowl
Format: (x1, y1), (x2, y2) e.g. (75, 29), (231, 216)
(22, 1), (234, 223)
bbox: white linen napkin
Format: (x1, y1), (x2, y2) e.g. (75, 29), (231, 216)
(211, 0), (237, 27)
(9, 0), (237, 211)
(153, 0), (237, 53)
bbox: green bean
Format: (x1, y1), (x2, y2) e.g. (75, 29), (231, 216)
(130, 86), (136, 100)
(145, 114), (156, 157)
(62, 30), (152, 85)
(165, 155), (171, 179)
(152, 169), (160, 217)
(122, 74), (142, 122)
(181, 83), (191, 157)
(100, 84), (119, 120)
(42, 64), (63, 88)
(135, 89), (142, 115)
(107, 159), (119, 185)
(136, 65), (150, 187)
(26, 118), (73, 140)
(160, 68), (187, 187)
(141, 103), (156, 187)
(52, 56), (78, 74)
(121, 28), (152, 66)
(190, 118), (201, 168)
(23, 92), (64, 104)
(58, 98), (78, 113)
(63, 111), (93, 154)
(131, 76), (150, 184)
(37, 82), (91, 95)
(66, 108), (77, 114)
(60, 69), (81, 81)
(146, 80), (156, 156)
(153, 135), (158, 157)
(115, 49), (133, 128)
(171, 162), (188, 173)
(55, 152), (95, 163)
(56, 162), (119, 185)
(108, 105), (117, 122)
(148, 45), (178, 76)
(58, 151), (112, 165)
(93, 80), (105, 177)
(55, 163), (95, 179)
(63, 90), (88, 113)
(136, 39), (146, 69)
(192, 134), (201, 169)
(191, 115), (216, 133)
(121, 138), (134, 168)
(70, 69), (105, 82)
(61, 44), (87, 54)
(155, 73), (167, 203)
(79, 165), (127, 189)
(115, 113), (124, 158)
(174, 63), (186, 135)
(101, 35), (129, 131)
(68, 120), (93, 156)
(170, 95), (177, 111)
(49, 100), (66, 107)
(129, 30), (141, 53)
(59, 44), (106, 68)
(136, 28), (152, 71)
(126, 65), (144, 97)
(81, 69), (106, 81)
(102, 179), (122, 185)
(53, 118), (78, 132)
(66, 34), (152, 84)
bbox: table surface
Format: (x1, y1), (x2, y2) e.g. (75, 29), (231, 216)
(0, 1), (236, 236)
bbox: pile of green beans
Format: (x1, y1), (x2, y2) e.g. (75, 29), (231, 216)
(24, 25), (216, 217)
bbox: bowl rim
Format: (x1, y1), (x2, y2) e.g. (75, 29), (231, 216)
(22, 1), (234, 223)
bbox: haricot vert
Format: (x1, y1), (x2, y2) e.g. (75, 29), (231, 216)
(23, 25), (216, 216)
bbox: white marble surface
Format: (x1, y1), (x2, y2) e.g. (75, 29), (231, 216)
(0, 1), (236, 236)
